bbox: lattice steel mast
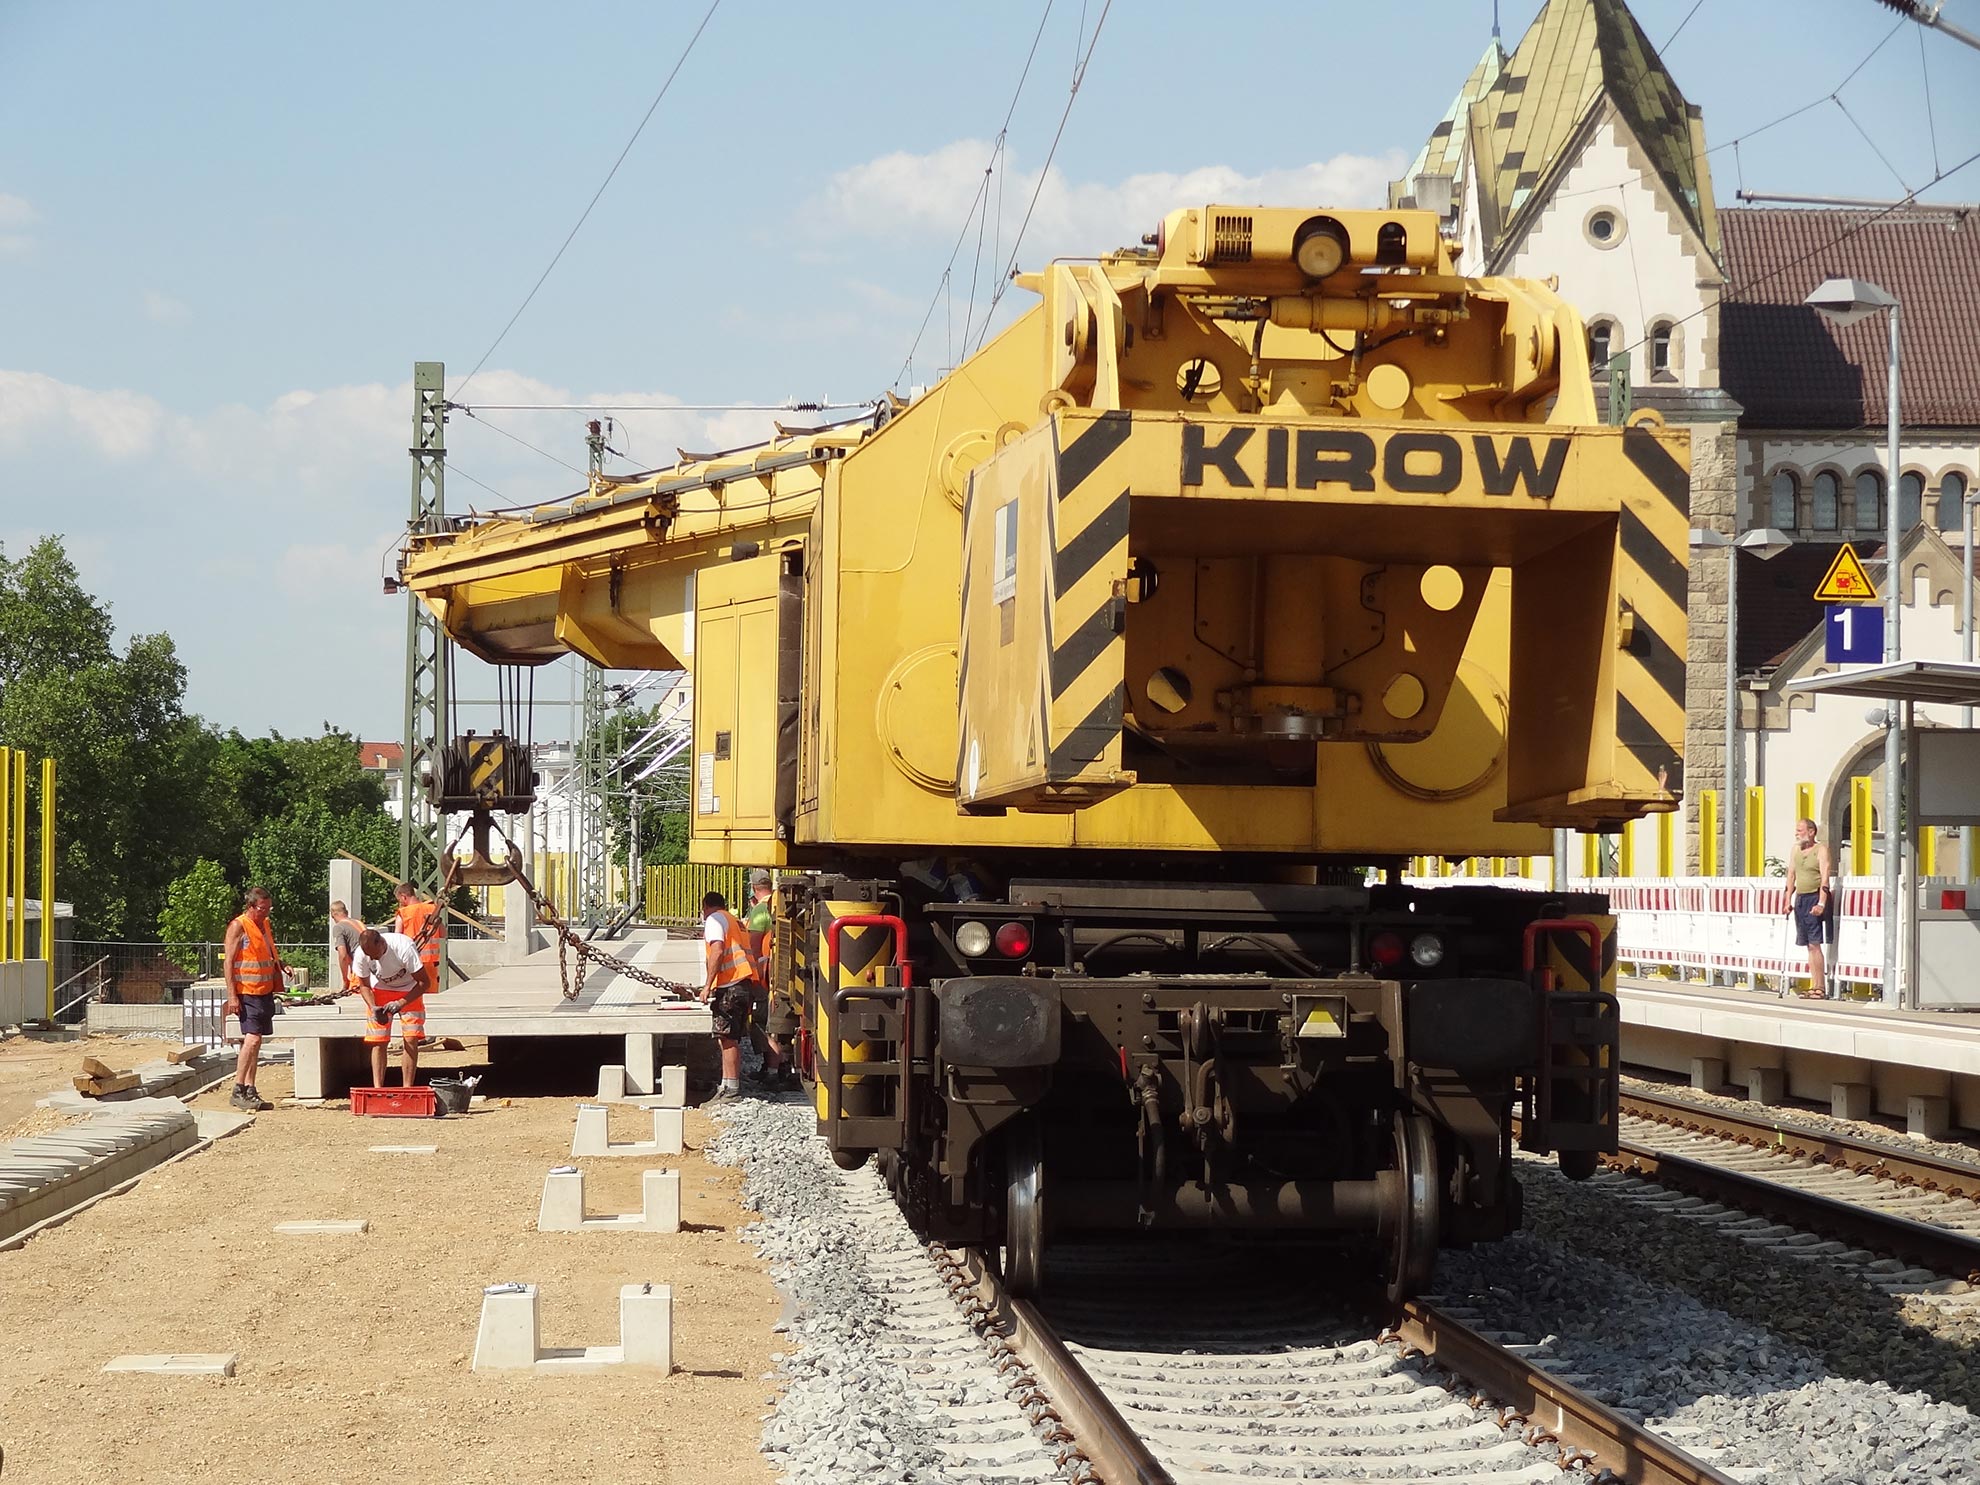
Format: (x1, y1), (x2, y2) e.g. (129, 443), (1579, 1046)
(402, 362), (451, 981)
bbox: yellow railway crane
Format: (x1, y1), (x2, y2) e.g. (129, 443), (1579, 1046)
(404, 205), (1690, 1299)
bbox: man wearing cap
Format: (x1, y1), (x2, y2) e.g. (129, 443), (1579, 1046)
(744, 870), (797, 1091)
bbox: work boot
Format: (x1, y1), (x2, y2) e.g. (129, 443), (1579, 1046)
(229, 1084), (263, 1112)
(706, 1086), (741, 1105)
(245, 1086), (274, 1111)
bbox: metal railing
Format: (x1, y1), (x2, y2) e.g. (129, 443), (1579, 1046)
(58, 940), (332, 1025)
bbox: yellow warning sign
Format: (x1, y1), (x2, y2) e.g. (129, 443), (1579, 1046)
(1814, 543), (1878, 603)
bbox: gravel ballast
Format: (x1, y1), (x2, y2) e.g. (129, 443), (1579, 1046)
(709, 1098), (1075, 1485)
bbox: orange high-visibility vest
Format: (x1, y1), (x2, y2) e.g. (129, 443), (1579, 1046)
(396, 899), (443, 975)
(232, 913), (279, 995)
(707, 910), (754, 989)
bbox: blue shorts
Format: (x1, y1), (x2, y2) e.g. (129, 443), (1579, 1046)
(1792, 892), (1829, 948)
(237, 994), (276, 1036)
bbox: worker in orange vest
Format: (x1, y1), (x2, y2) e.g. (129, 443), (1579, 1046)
(221, 886), (283, 1112)
(701, 891), (755, 1102)
(393, 881), (444, 995)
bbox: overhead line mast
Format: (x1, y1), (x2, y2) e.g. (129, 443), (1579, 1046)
(402, 362), (451, 986)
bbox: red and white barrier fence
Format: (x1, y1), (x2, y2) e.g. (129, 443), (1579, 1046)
(1569, 877), (1886, 987)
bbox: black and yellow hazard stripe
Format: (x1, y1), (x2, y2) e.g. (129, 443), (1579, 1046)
(1616, 429), (1690, 796)
(1046, 410), (1133, 779)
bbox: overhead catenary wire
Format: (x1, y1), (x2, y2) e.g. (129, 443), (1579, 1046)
(1662, 0), (1709, 49)
(893, 0), (1058, 390)
(451, 0), (723, 402)
(447, 399), (871, 413)
(974, 0), (1115, 352)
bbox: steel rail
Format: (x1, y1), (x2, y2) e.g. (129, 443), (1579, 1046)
(951, 1246), (1172, 1485)
(1621, 1086), (1980, 1199)
(1607, 1134), (1980, 1283)
(956, 1244), (1733, 1485)
(1389, 1299), (1739, 1485)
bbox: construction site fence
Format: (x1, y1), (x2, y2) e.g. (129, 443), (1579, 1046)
(643, 864), (749, 926)
(57, 939), (334, 1026)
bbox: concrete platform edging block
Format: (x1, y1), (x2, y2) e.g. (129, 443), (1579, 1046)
(1909, 1094), (1952, 1141)
(571, 1104), (684, 1158)
(537, 1166), (680, 1233)
(0, 1108), (199, 1241)
(472, 1281), (672, 1373)
(1832, 1082), (1875, 1120)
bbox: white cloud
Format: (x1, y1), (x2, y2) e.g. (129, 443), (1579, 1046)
(822, 143), (1407, 263)
(142, 289), (191, 325)
(0, 192), (36, 257)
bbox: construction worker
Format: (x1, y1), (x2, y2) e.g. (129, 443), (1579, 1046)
(744, 870), (796, 1091)
(700, 891), (755, 1102)
(329, 900), (364, 996)
(394, 881), (444, 997)
(352, 927), (429, 1089)
(221, 886), (282, 1112)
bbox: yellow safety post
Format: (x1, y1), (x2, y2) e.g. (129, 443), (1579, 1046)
(1463, 857), (1477, 878)
(1699, 791), (1718, 876)
(1850, 776), (1874, 877)
(1743, 785), (1766, 876)
(1968, 822), (1980, 884)
(1617, 823), (1636, 877)
(0, 746), (9, 961)
(1516, 855), (1531, 880)
(1656, 812), (1676, 878)
(1794, 782), (1815, 829)
(39, 757), (54, 1012)
(1920, 823), (1938, 879)
(11, 750), (23, 963)
(1581, 832), (1600, 879)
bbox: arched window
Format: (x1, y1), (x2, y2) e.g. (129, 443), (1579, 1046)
(1588, 322), (1612, 373)
(1854, 470), (1884, 531)
(1812, 471), (1840, 531)
(1899, 471), (1924, 531)
(1938, 471), (1970, 533)
(1769, 470), (1800, 530)
(1649, 321), (1674, 378)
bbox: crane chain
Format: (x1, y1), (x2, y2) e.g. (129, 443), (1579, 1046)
(491, 822), (699, 1003)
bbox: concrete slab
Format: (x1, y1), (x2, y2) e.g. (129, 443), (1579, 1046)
(369, 1145), (437, 1155)
(103, 1353), (237, 1376)
(194, 1110), (256, 1140)
(273, 1220), (368, 1235)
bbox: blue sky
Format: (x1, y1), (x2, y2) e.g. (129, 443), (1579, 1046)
(2, 0), (1974, 740)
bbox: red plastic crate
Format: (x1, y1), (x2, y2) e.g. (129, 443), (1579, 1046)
(351, 1086), (437, 1117)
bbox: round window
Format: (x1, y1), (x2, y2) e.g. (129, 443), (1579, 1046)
(1589, 212), (1616, 240)
(1583, 208), (1626, 250)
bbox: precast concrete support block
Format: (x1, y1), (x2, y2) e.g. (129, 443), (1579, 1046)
(572, 1104), (682, 1158)
(659, 1064), (686, 1109)
(537, 1168), (585, 1232)
(643, 1170), (681, 1234)
(1690, 1057), (1727, 1093)
(626, 1034), (657, 1097)
(472, 1284), (541, 1371)
(619, 1283), (673, 1371)
(1832, 1082), (1875, 1122)
(1909, 1095), (1952, 1142)
(1746, 1067), (1785, 1107)
(597, 1064), (627, 1102)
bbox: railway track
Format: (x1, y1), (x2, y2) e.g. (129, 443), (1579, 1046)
(1602, 1089), (1980, 1287)
(945, 1244), (1737, 1485)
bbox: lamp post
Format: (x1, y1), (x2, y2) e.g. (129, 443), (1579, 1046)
(1806, 276), (1901, 1000)
(1689, 526), (1795, 878)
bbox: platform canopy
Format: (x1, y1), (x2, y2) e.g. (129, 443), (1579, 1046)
(1784, 660), (1980, 708)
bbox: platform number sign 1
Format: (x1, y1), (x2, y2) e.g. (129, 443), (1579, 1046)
(1825, 602), (1883, 664)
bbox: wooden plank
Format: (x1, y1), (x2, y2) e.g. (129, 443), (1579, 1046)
(73, 1072), (141, 1096)
(81, 1056), (121, 1080)
(166, 1045), (204, 1065)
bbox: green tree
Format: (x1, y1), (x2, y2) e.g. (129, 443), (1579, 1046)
(242, 801), (401, 942)
(156, 858), (236, 973)
(0, 538), (206, 937)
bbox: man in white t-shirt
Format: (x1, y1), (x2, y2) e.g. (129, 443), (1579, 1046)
(352, 928), (431, 1091)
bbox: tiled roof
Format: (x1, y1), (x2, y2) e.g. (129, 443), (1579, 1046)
(1720, 207), (1980, 430)
(1446, 0), (1715, 259)
(358, 742), (403, 771)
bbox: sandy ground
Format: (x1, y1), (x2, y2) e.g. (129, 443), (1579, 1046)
(0, 1039), (781, 1485)
(0, 1032), (184, 1137)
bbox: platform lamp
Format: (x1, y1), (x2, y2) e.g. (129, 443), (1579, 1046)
(1805, 276), (1901, 999)
(1688, 526), (1795, 880)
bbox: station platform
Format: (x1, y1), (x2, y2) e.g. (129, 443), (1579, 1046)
(270, 929), (712, 1100)
(1618, 974), (1980, 1137)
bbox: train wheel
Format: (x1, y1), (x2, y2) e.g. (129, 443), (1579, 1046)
(1004, 1121), (1045, 1298)
(1382, 1113), (1441, 1304)
(1557, 1149), (1598, 1181)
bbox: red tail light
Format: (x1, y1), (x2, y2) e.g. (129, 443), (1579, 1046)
(1369, 931), (1405, 969)
(995, 921), (1033, 958)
